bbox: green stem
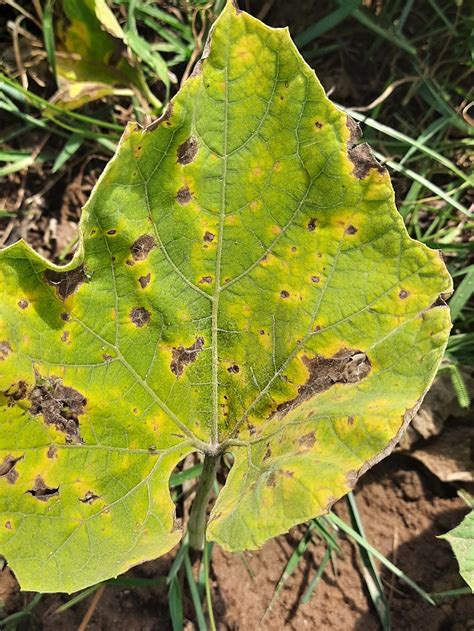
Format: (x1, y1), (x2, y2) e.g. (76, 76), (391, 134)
(188, 454), (219, 551)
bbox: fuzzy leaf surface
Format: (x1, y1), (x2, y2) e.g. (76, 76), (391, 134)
(0, 2), (451, 592)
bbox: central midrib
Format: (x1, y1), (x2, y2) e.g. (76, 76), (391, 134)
(210, 34), (231, 447)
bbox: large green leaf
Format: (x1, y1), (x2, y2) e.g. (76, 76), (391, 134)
(440, 511), (474, 591)
(0, 1), (451, 593)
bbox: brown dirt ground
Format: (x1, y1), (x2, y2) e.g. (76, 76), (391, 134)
(1, 450), (472, 630)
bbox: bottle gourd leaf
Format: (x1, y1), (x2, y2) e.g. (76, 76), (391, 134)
(0, 1), (452, 593)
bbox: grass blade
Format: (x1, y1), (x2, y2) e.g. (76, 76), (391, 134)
(449, 267), (474, 321)
(168, 575), (184, 631)
(300, 544), (333, 604)
(328, 513), (435, 605)
(347, 492), (391, 630)
(184, 550), (208, 631)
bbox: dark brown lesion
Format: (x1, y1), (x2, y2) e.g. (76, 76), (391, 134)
(274, 349), (371, 418)
(29, 376), (86, 444)
(139, 273), (151, 289)
(44, 265), (86, 300)
(0, 454), (24, 484)
(171, 336), (204, 377)
(0, 341), (12, 361)
(130, 307), (151, 327)
(27, 476), (59, 501)
(177, 137), (198, 165)
(176, 186), (192, 205)
(79, 490), (99, 504)
(346, 115), (386, 179)
(131, 235), (157, 262)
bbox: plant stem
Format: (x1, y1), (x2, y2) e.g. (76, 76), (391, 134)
(188, 454), (219, 551)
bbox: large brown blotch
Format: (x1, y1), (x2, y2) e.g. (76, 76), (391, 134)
(346, 116), (385, 179)
(171, 336), (204, 377)
(44, 266), (86, 300)
(27, 476), (59, 501)
(29, 376), (86, 443)
(275, 349), (371, 417)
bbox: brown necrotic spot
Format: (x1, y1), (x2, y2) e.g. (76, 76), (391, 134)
(171, 336), (204, 377)
(139, 273), (151, 289)
(274, 349), (371, 418)
(347, 415), (355, 426)
(29, 376), (86, 444)
(345, 225), (358, 235)
(0, 455), (23, 484)
(61, 331), (70, 343)
(177, 136), (198, 165)
(298, 432), (316, 449)
(307, 218), (317, 231)
(102, 353), (113, 362)
(399, 289), (410, 299)
(27, 476), (58, 501)
(227, 364), (240, 374)
(176, 186), (192, 205)
(200, 276), (212, 284)
(131, 235), (156, 261)
(47, 445), (57, 459)
(311, 276), (320, 283)
(315, 121), (323, 129)
(5, 521), (11, 529)
(44, 266), (86, 300)
(79, 491), (99, 504)
(348, 143), (386, 179)
(203, 231), (215, 242)
(107, 229), (117, 235)
(130, 307), (151, 327)
(0, 341), (12, 360)
(18, 299), (28, 309)
(280, 290), (290, 299)
(61, 312), (70, 321)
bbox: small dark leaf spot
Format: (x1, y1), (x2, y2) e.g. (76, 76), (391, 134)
(315, 121), (323, 129)
(345, 225), (358, 235)
(103, 354), (113, 362)
(280, 290), (290, 298)
(177, 137), (198, 165)
(61, 331), (70, 343)
(263, 446), (272, 460)
(107, 229), (117, 235)
(47, 445), (57, 459)
(176, 186), (192, 205)
(203, 231), (215, 242)
(0, 454), (23, 484)
(347, 416), (355, 426)
(282, 470), (294, 478)
(61, 313), (70, 321)
(130, 307), (151, 327)
(30, 376), (86, 444)
(44, 266), (86, 300)
(18, 299), (29, 309)
(307, 218), (317, 231)
(311, 276), (320, 283)
(148, 446), (157, 454)
(79, 491), (99, 504)
(227, 364), (240, 374)
(131, 235), (156, 261)
(259, 330), (265, 335)
(5, 521), (11, 529)
(0, 341), (12, 360)
(171, 337), (204, 377)
(247, 423), (256, 435)
(399, 289), (410, 299)
(139, 273), (151, 289)
(199, 276), (212, 284)
(266, 472), (276, 487)
(27, 476), (59, 501)
(291, 246), (297, 253)
(298, 432), (316, 449)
